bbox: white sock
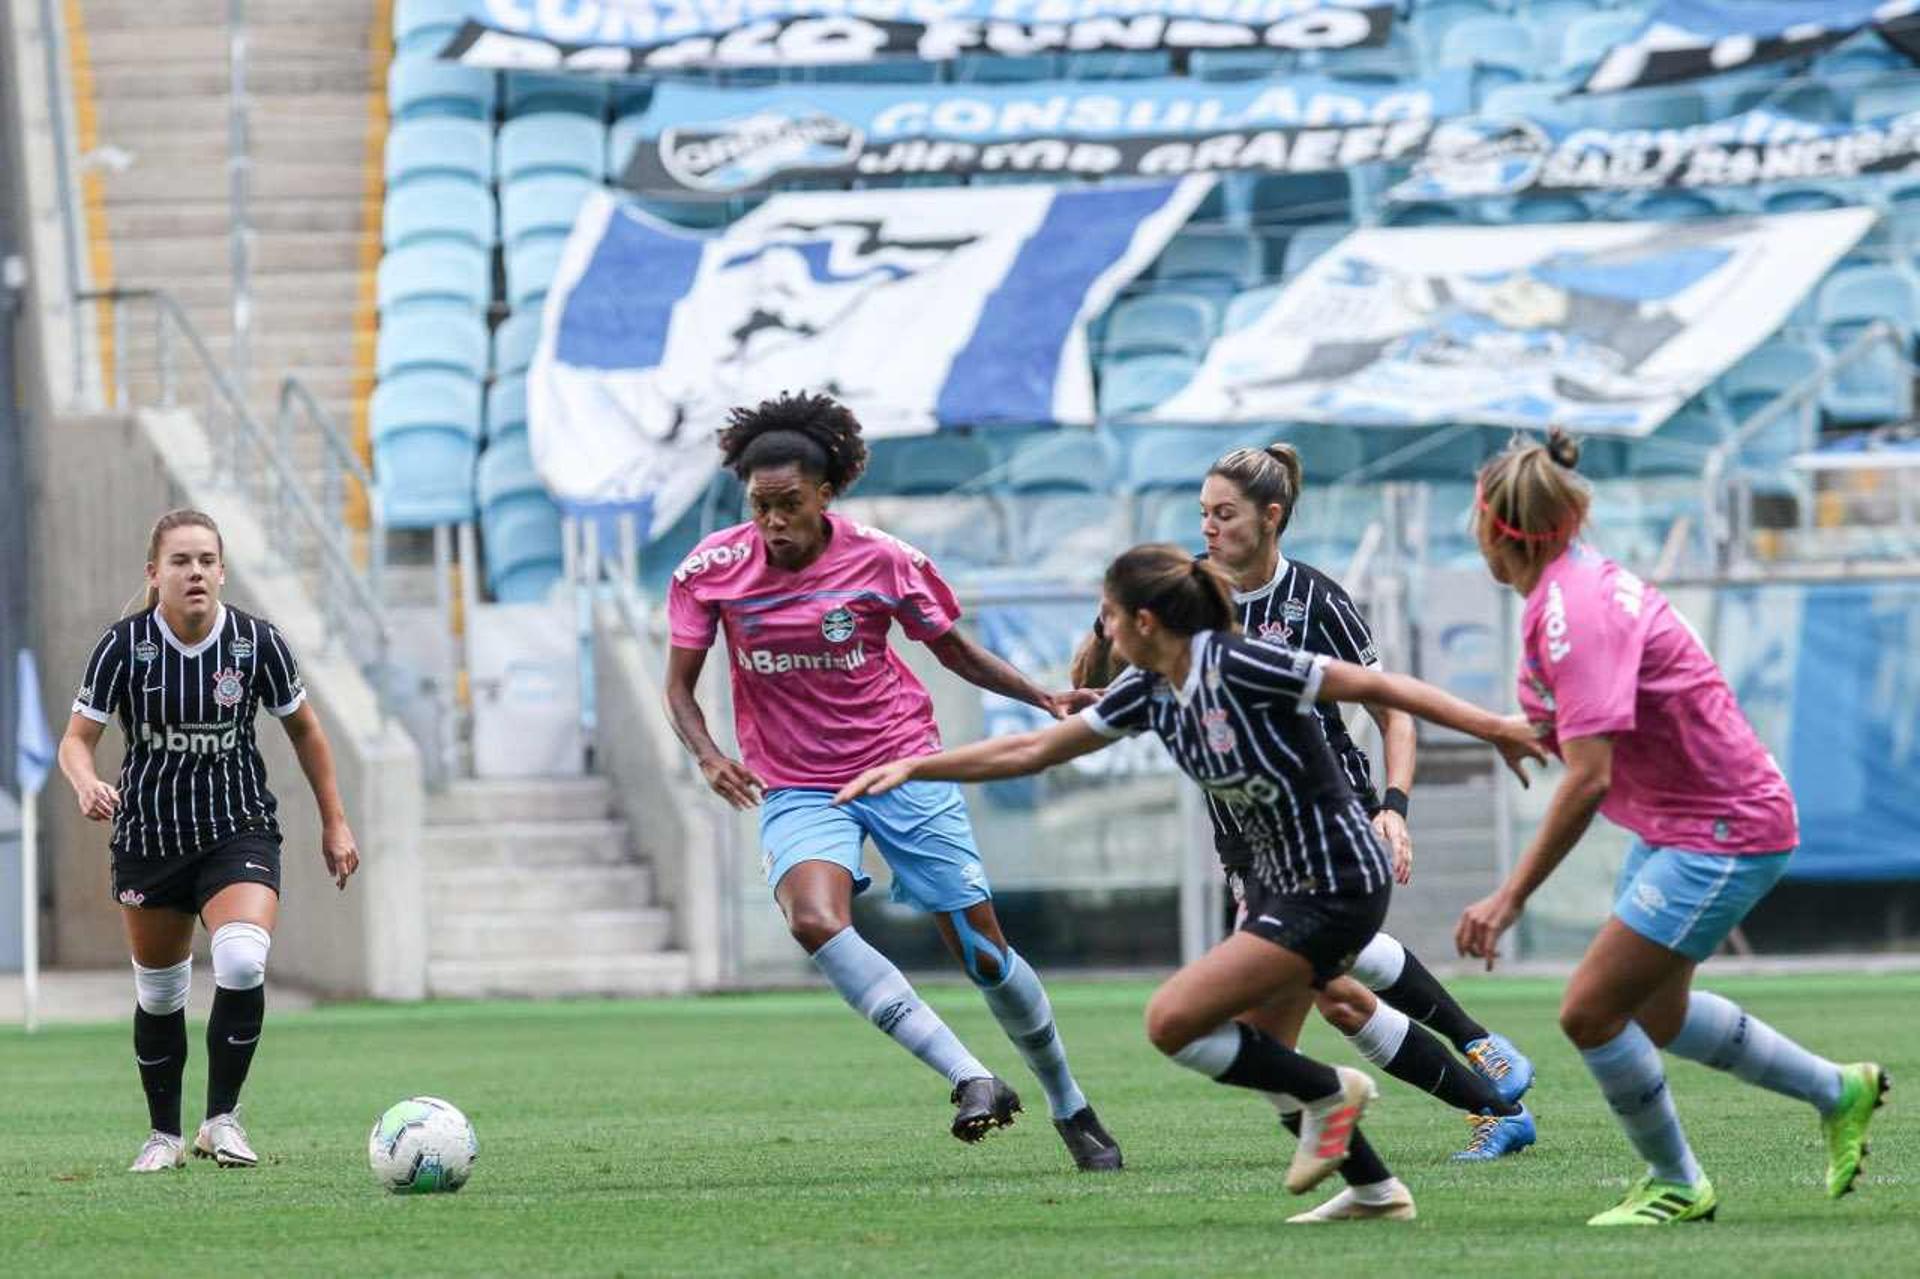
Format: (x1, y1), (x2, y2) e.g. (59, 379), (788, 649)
(812, 928), (989, 1086)
(1347, 933), (1406, 990)
(1345, 1002), (1411, 1068)
(1580, 1023), (1702, 1186)
(1348, 1176), (1405, 1206)
(1666, 990), (1845, 1114)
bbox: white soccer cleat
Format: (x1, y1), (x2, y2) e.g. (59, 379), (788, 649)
(1287, 1182), (1418, 1223)
(1286, 1067), (1378, 1195)
(194, 1111), (259, 1168)
(129, 1130), (186, 1173)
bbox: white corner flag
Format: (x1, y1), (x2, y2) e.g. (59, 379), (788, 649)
(16, 650), (53, 1033)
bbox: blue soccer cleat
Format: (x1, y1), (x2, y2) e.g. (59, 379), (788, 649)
(1465, 1033), (1534, 1107)
(1452, 1106), (1537, 1162)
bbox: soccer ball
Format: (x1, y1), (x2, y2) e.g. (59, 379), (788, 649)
(367, 1096), (478, 1194)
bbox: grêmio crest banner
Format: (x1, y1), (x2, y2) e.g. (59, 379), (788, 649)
(441, 0), (1393, 72)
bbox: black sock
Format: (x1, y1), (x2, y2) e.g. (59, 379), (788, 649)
(1377, 947), (1488, 1053)
(1278, 1110), (1395, 1187)
(1217, 1023), (1342, 1104)
(205, 985), (265, 1119)
(133, 1006), (188, 1137)
(1383, 1021), (1518, 1116)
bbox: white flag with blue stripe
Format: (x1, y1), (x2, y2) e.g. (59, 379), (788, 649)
(530, 180), (1212, 538)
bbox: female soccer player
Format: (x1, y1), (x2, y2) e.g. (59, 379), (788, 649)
(57, 509), (361, 1173)
(663, 392), (1120, 1171)
(838, 543), (1547, 1203)
(1454, 430), (1886, 1225)
(1075, 444), (1536, 1197)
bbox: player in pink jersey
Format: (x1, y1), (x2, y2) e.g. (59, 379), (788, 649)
(664, 393), (1120, 1171)
(1452, 430), (1886, 1226)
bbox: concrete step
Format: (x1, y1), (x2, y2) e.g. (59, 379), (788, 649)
(97, 94), (371, 137)
(119, 331), (357, 375)
(87, 23), (375, 65)
(103, 160), (368, 204)
(88, 56), (377, 99)
(428, 863), (656, 916)
(105, 128), (370, 169)
(427, 952), (694, 999)
(428, 776), (616, 824)
(111, 231), (366, 275)
(421, 819), (636, 871)
(104, 268), (366, 308)
(429, 906), (673, 960)
(107, 198), (366, 239)
(80, 0), (377, 28)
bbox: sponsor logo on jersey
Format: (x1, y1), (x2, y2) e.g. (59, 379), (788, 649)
(1543, 582), (1571, 662)
(673, 541), (753, 583)
(133, 639), (159, 664)
(230, 636), (254, 659)
(1202, 706), (1236, 754)
(74, 684), (92, 704)
(735, 644), (868, 675)
(138, 721), (239, 755)
(211, 667), (246, 709)
(117, 889), (146, 907)
(820, 606), (856, 644)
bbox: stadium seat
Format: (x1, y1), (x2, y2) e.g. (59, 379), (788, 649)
(1615, 189), (1726, 221)
(1436, 15), (1536, 86)
(388, 54), (498, 122)
(1224, 284), (1284, 334)
(1005, 431), (1114, 494)
(370, 372), (483, 527)
(1282, 224), (1346, 277)
(506, 238), (568, 309)
(1012, 493), (1127, 574)
(486, 371), (529, 443)
(876, 434), (994, 496)
(858, 495), (1011, 570)
(1248, 172), (1352, 227)
(492, 310), (541, 378)
(1145, 490), (1206, 553)
(809, 60), (940, 84)
(376, 307), (489, 379)
(1720, 340), (1825, 422)
(1370, 425), (1493, 482)
(477, 433), (548, 521)
(393, 0), (469, 56)
(498, 113), (608, 184)
(1628, 399), (1729, 477)
(1823, 34), (1910, 82)
(1736, 83), (1844, 123)
(1818, 267), (1920, 424)
(504, 71), (610, 118)
(1599, 89), (1705, 130)
(1760, 183), (1854, 214)
(1100, 355), (1198, 418)
(952, 54), (1060, 82)
(1103, 293), (1218, 361)
(1123, 426), (1243, 493)
(1273, 423), (1364, 481)
(1559, 11), (1643, 77)
(385, 118), (494, 189)
(1819, 265), (1920, 336)
(611, 81), (654, 119)
(1524, 0), (1603, 65)
(1155, 232), (1263, 291)
(484, 504), (566, 602)
(501, 174), (595, 248)
(1384, 201), (1472, 227)
(1495, 193), (1594, 223)
(383, 178), (496, 250)
(1062, 50), (1174, 79)
(632, 196), (734, 230)
(1189, 49), (1286, 81)
(376, 242), (491, 314)
(1480, 82), (1584, 128)
(1853, 74), (1920, 123)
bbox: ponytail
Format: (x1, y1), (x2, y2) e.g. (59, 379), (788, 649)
(1104, 544), (1238, 638)
(1474, 428), (1590, 573)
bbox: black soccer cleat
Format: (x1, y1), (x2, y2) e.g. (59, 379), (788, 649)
(1052, 1106), (1123, 1172)
(950, 1076), (1022, 1143)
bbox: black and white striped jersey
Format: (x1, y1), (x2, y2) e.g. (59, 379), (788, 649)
(72, 604), (306, 859)
(1081, 631), (1392, 898)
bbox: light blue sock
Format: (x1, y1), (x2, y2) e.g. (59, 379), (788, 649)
(978, 951), (1089, 1120)
(1666, 989), (1845, 1114)
(1580, 1022), (1703, 1186)
(812, 928), (989, 1087)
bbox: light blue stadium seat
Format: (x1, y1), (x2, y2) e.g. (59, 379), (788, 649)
(612, 81), (654, 119)
(872, 434), (994, 496)
(1005, 431), (1113, 494)
(1272, 423), (1364, 481)
(1224, 283), (1284, 334)
(501, 174), (595, 248)
(376, 241), (490, 314)
(1104, 293), (1218, 361)
(1600, 89), (1705, 130)
(485, 505), (566, 602)
(1524, 0), (1602, 63)
(1123, 426), (1245, 493)
(632, 196), (733, 230)
(498, 112), (608, 183)
(377, 306), (489, 379)
(1823, 34), (1910, 82)
(393, 0), (469, 56)
(1437, 15), (1536, 85)
(1384, 201), (1472, 227)
(1734, 83), (1844, 123)
(1818, 266), (1920, 424)
(1012, 493), (1126, 573)
(952, 54), (1060, 82)
(1760, 183), (1854, 214)
(876, 495), (1012, 570)
(1371, 425), (1493, 482)
(1156, 232), (1262, 291)
(1480, 81), (1575, 125)
(504, 71), (610, 118)
(384, 178), (495, 250)
(370, 371), (482, 527)
(1495, 193), (1594, 223)
(388, 54), (497, 122)
(1189, 49), (1286, 81)
(385, 118), (493, 189)
(1249, 172), (1352, 228)
(506, 238), (567, 309)
(492, 310), (541, 378)
(1559, 11), (1643, 77)
(1281, 224), (1346, 276)
(1062, 50), (1173, 79)
(1145, 490), (1206, 553)
(1721, 340), (1824, 421)
(1853, 74), (1920, 123)
(810, 60), (940, 84)
(477, 433), (547, 520)
(1615, 189), (1727, 221)
(1100, 355), (1198, 418)
(1628, 399), (1728, 477)
(486, 371), (529, 443)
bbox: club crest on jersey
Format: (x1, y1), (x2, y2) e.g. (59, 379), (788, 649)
(230, 636), (254, 659)
(820, 606), (856, 645)
(133, 639), (159, 664)
(212, 667), (246, 708)
(1257, 620), (1291, 644)
(1283, 600), (1307, 626)
(1202, 707), (1236, 754)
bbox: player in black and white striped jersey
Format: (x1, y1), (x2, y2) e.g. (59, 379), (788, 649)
(837, 544), (1545, 1210)
(57, 510), (361, 1174)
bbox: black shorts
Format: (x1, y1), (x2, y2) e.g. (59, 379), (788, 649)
(111, 831), (283, 914)
(1226, 869), (1390, 988)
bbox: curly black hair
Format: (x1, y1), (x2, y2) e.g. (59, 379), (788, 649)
(716, 391), (869, 492)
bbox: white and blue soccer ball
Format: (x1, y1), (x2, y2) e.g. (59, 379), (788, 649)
(368, 1096), (478, 1195)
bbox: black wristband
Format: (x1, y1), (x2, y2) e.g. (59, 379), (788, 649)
(1381, 787), (1410, 819)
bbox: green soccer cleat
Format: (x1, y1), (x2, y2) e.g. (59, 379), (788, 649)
(1586, 1174), (1717, 1226)
(1822, 1062), (1889, 1199)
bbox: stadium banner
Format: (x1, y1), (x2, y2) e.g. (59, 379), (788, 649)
(442, 0), (1393, 73)
(1153, 208), (1875, 437)
(624, 71), (1469, 192)
(1394, 107), (1920, 201)
(1581, 0), (1920, 95)
(529, 180), (1213, 536)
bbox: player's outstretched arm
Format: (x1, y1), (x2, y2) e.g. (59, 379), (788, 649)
(925, 629), (1090, 718)
(1320, 662), (1547, 784)
(834, 716), (1111, 805)
(280, 702), (360, 891)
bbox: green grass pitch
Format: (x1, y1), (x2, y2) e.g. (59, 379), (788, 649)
(2, 973), (1911, 1276)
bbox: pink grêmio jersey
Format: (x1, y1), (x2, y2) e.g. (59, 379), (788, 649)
(667, 512), (959, 790)
(1517, 542), (1798, 854)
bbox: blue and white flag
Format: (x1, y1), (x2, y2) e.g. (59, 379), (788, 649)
(15, 650), (53, 795)
(1582, 0), (1920, 95)
(1156, 208), (1875, 437)
(530, 180), (1212, 536)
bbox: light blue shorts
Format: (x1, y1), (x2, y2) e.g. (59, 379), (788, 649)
(1612, 840), (1793, 962)
(759, 781), (990, 914)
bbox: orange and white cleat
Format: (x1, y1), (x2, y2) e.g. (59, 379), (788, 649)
(1286, 1067), (1378, 1194)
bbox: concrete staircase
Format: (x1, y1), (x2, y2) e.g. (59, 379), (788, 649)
(421, 775), (693, 998)
(1375, 745), (1507, 965)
